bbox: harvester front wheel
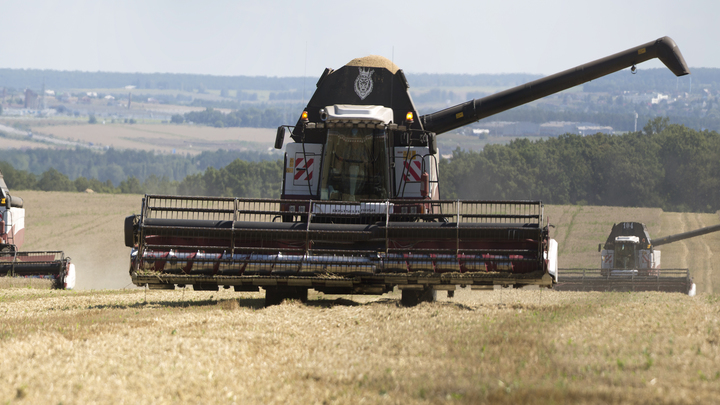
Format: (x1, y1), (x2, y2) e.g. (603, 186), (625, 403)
(264, 286), (309, 307)
(401, 287), (436, 307)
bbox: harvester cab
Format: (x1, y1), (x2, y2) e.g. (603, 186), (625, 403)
(126, 37), (690, 305)
(599, 222), (656, 275)
(276, 56), (439, 206)
(610, 237), (641, 271)
(0, 171), (75, 289)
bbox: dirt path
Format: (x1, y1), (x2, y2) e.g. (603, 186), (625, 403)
(661, 212), (718, 294)
(554, 206), (580, 258)
(677, 214), (689, 269)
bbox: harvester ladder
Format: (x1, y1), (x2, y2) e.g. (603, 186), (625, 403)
(306, 200), (314, 256)
(230, 198), (238, 257)
(135, 197), (148, 273)
(456, 200), (461, 256)
(9, 248), (17, 277)
(385, 200), (390, 257)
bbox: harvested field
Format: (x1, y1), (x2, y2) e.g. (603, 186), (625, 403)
(26, 123), (278, 154)
(3, 192), (720, 403)
(1, 288), (719, 404)
(18, 191), (141, 290)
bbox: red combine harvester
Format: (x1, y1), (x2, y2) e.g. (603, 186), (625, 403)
(0, 171), (75, 289)
(125, 37), (689, 305)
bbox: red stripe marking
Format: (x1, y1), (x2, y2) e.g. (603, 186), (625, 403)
(294, 158), (314, 180)
(403, 161), (421, 181)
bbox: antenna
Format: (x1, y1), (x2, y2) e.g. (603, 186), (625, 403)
(42, 77), (46, 110)
(634, 112), (638, 133)
(302, 41), (307, 105)
(390, 46), (394, 110)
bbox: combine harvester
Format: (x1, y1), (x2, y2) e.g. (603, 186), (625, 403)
(556, 222), (720, 295)
(125, 37), (690, 305)
(0, 171), (75, 289)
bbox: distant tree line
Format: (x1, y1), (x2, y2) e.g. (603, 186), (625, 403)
(177, 107), (299, 128)
(0, 158), (282, 198)
(174, 100), (720, 132)
(6, 67), (716, 97)
(440, 118), (720, 212)
(0, 68), (307, 91)
(0, 147), (278, 185)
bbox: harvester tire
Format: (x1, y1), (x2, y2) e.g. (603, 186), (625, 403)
(401, 287), (436, 307)
(264, 286), (309, 307)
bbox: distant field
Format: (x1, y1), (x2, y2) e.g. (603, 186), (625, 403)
(27, 123), (277, 154)
(18, 191), (140, 290)
(3, 115), (542, 155)
(3, 192), (720, 404)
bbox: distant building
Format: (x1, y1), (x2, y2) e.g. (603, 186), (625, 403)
(24, 89), (38, 109)
(473, 121), (539, 136)
(539, 121), (578, 136)
(578, 125), (614, 136)
(473, 120), (612, 137)
(651, 93), (670, 104)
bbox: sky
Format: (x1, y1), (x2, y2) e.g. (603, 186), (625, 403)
(1, 0), (718, 78)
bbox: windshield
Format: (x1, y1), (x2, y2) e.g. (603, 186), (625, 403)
(615, 243), (636, 269)
(320, 127), (390, 201)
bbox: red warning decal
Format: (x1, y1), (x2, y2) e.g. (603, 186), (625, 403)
(294, 157), (314, 181)
(402, 160), (422, 181)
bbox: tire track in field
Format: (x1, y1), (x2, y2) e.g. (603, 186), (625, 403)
(557, 206), (580, 258)
(28, 212), (120, 249)
(693, 213), (714, 294)
(677, 214), (689, 269)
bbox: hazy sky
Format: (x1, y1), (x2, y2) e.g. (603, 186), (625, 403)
(1, 0), (717, 77)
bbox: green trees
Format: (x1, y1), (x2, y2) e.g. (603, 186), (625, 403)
(177, 159), (282, 198)
(439, 123), (720, 212)
(36, 168), (75, 191)
(183, 107), (292, 128)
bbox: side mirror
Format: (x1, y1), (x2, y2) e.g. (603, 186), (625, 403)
(428, 133), (437, 155)
(598, 243), (602, 253)
(274, 126), (286, 150)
